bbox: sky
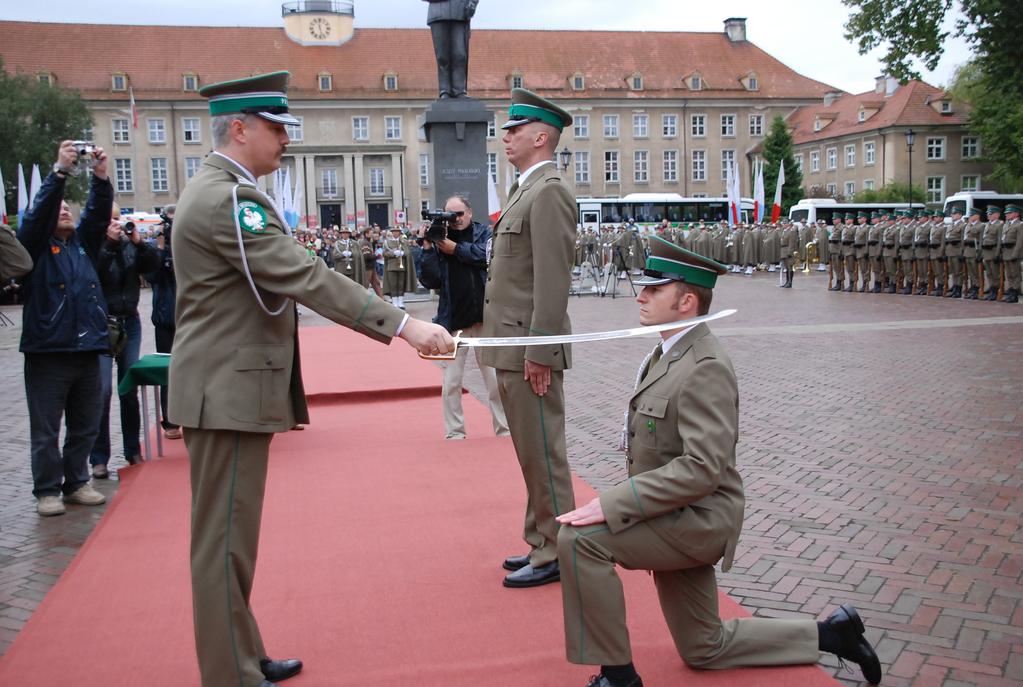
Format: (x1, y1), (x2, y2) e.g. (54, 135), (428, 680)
(3, 0), (973, 94)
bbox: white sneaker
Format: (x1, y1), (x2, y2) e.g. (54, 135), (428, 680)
(64, 483), (106, 506)
(37, 495), (65, 517)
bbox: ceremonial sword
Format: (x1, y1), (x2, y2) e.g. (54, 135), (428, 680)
(419, 309), (737, 360)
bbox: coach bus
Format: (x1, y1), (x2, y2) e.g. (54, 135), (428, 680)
(577, 193), (754, 229)
(788, 198), (926, 224)
(942, 191), (1023, 220)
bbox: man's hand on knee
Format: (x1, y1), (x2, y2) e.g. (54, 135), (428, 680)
(557, 497), (605, 526)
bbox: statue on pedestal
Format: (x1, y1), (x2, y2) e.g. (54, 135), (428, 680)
(423, 0), (478, 99)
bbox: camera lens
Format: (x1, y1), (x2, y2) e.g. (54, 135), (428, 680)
(123, 221), (135, 234)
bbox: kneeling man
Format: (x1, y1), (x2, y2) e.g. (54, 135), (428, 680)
(556, 236), (882, 687)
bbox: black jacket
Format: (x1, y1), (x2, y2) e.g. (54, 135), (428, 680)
(97, 235), (159, 317)
(418, 220), (490, 332)
(146, 242), (176, 328)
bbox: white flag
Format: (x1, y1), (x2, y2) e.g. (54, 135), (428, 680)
(0, 163), (7, 224)
(290, 170), (303, 229)
(29, 165), (42, 210)
(17, 164), (28, 225)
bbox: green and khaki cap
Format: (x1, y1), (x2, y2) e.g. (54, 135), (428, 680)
(986, 205), (1002, 215)
(502, 88), (572, 131)
(1005, 204), (1021, 214)
(199, 71), (300, 126)
(635, 235), (727, 289)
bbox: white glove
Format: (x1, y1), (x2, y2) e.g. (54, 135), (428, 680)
(395, 250), (404, 257)
(342, 250), (352, 258)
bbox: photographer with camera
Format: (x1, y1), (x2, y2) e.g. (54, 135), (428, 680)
(147, 205), (180, 440)
(17, 140), (112, 515)
(89, 203), (160, 477)
(418, 195), (509, 440)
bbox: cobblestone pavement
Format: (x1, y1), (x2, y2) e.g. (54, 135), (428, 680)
(1, 271), (1021, 686)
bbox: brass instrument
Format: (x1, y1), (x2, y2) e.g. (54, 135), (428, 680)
(802, 240), (818, 273)
(342, 238), (353, 271)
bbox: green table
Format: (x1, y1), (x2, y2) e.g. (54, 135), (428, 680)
(119, 354), (171, 459)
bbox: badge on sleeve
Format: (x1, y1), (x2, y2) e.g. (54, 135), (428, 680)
(237, 201), (269, 234)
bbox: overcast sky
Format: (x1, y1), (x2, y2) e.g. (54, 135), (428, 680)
(4, 0), (972, 94)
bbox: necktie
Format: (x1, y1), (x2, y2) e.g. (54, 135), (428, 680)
(642, 344), (663, 382)
(508, 180), (519, 197)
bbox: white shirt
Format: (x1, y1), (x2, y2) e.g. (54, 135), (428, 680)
(516, 160), (554, 186)
(210, 151), (256, 184)
(660, 323), (697, 355)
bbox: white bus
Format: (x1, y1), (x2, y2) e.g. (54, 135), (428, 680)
(577, 193), (755, 229)
(788, 198), (926, 224)
(942, 191), (1023, 219)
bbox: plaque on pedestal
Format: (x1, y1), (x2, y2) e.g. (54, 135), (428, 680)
(423, 98), (492, 222)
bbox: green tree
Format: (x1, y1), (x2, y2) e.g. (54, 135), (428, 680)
(761, 116), (803, 214)
(843, 0), (1023, 186)
(856, 182), (926, 203)
(0, 58), (94, 217)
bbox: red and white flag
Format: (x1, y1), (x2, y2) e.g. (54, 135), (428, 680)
(0, 164), (7, 224)
(129, 87), (138, 129)
(487, 170), (501, 223)
(770, 160), (785, 223)
(753, 159), (766, 223)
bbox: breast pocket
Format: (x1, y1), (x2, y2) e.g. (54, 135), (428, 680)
(495, 218), (523, 258)
(227, 344), (289, 425)
(633, 394), (669, 448)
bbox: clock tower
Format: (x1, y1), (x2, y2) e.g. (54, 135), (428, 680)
(282, 1), (355, 46)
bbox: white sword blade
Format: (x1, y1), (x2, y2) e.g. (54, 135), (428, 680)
(456, 309), (737, 348)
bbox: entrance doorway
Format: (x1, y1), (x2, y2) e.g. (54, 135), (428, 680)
(368, 203), (389, 228)
(319, 204), (342, 229)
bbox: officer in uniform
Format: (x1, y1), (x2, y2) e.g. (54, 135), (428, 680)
(866, 212), (883, 292)
(170, 71), (453, 687)
(927, 210), (946, 296)
(962, 208), (984, 299)
(841, 213), (857, 291)
(1000, 204), (1021, 303)
(778, 218), (797, 288)
(827, 215), (843, 290)
(897, 210), (916, 295)
(483, 88), (576, 588)
(556, 236), (882, 687)
(912, 209), (930, 295)
(332, 225), (366, 286)
(944, 209), (965, 298)
(853, 211), (870, 292)
(881, 213), (900, 293)
(383, 225), (414, 308)
(980, 206), (1003, 300)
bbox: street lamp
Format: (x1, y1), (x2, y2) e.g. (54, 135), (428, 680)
(558, 146), (572, 172)
(905, 129), (916, 207)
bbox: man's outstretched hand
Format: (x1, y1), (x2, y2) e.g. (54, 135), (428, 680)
(399, 317), (456, 357)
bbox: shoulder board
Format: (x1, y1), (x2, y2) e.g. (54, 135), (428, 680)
(692, 337), (719, 363)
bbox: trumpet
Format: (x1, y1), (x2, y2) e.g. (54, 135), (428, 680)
(802, 241), (818, 273)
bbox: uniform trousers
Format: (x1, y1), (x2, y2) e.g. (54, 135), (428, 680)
(931, 258), (945, 291)
(496, 368), (575, 567)
(869, 255), (883, 287)
(965, 257), (980, 291)
(558, 520), (820, 668)
(857, 255), (869, 287)
(186, 428), (272, 687)
(983, 259), (1000, 291)
(844, 254), (857, 285)
(440, 323), (509, 439)
(947, 256), (962, 289)
(1005, 258), (1021, 291)
(829, 251), (843, 285)
(900, 258), (915, 288)
(384, 268), (405, 297)
(883, 256), (897, 286)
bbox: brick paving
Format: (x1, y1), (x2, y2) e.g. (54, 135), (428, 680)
(1, 271), (1021, 686)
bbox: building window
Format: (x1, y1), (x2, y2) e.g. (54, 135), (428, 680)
(926, 176), (945, 203)
(720, 114), (735, 137)
(794, 154), (804, 173)
(810, 150), (820, 172)
(864, 141), (876, 165)
(961, 175), (979, 192)
(864, 179), (875, 190)
(385, 116), (402, 141)
(826, 183), (837, 196)
(419, 154), (430, 187)
(662, 114), (677, 138)
(691, 114), (705, 137)
(845, 144), (856, 168)
(691, 75), (702, 91)
(940, 101), (952, 113)
(748, 76), (758, 91)
(663, 150), (678, 183)
(572, 73), (585, 90)
(318, 73), (332, 91)
(826, 147), (837, 170)
(926, 137), (945, 160)
(844, 181), (855, 198)
(185, 156), (201, 180)
(37, 72), (53, 86)
(691, 150), (706, 182)
(510, 74), (523, 89)
(352, 116), (369, 141)
(369, 168), (386, 196)
(421, 200), (430, 214)
(112, 118), (130, 144)
(384, 73), (398, 91)
(487, 153), (497, 183)
(574, 114), (589, 139)
(114, 159), (133, 193)
(720, 150), (735, 180)
(604, 151), (619, 183)
(286, 117), (303, 142)
(183, 73), (198, 92)
(633, 114), (648, 138)
(962, 136), (980, 159)
(182, 117), (201, 144)
(749, 114), (763, 137)
(111, 73), (126, 91)
(147, 118), (166, 144)
(857, 110), (866, 123)
(814, 119), (822, 132)
(151, 158), (168, 193)
(487, 114), (496, 139)
(630, 73), (643, 91)
(603, 115), (619, 139)
(634, 151), (649, 183)
(575, 151), (590, 184)
(321, 168), (338, 197)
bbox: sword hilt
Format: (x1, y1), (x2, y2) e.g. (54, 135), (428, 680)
(417, 330), (462, 361)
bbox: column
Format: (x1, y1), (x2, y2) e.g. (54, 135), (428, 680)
(353, 153), (366, 226)
(341, 153), (355, 226)
(390, 153), (403, 224)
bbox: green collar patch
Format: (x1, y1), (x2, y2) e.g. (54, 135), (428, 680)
(237, 201), (269, 234)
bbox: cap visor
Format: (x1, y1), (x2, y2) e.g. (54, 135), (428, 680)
(633, 275), (674, 286)
(501, 118), (530, 130)
(258, 111), (300, 126)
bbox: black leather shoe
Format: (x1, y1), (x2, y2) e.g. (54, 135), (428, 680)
(502, 553), (531, 571)
(503, 561), (559, 588)
(585, 673), (644, 687)
(822, 604), (882, 685)
(260, 657), (302, 682)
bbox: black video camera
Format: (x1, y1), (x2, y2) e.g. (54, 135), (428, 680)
(419, 209), (459, 245)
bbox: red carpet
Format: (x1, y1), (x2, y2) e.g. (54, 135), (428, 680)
(0, 327), (838, 687)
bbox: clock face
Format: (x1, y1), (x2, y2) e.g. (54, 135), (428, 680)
(309, 18), (331, 40)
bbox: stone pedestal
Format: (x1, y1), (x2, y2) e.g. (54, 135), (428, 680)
(423, 98), (492, 222)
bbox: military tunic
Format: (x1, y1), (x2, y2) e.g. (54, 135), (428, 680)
(1001, 219), (1021, 295)
(332, 236), (367, 286)
(928, 221), (946, 294)
(962, 220), (983, 295)
(981, 220), (1003, 295)
(944, 219), (964, 293)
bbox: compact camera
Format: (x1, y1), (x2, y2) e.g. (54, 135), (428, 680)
(122, 220), (135, 236)
(71, 140), (97, 176)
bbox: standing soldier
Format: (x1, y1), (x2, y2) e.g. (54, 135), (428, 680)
(729, 223), (745, 272)
(867, 211), (883, 292)
(897, 210), (916, 295)
(742, 223), (761, 276)
(383, 226), (413, 308)
(1000, 204), (1021, 303)
(841, 213), (857, 292)
(882, 213), (900, 293)
(854, 211), (870, 292)
(980, 206), (1003, 301)
(762, 223), (780, 272)
(928, 210), (946, 296)
(332, 226), (366, 286)
(912, 209), (930, 295)
(962, 208), (984, 299)
(828, 215), (843, 290)
(944, 209), (965, 298)
(813, 219), (828, 274)
(778, 219), (797, 288)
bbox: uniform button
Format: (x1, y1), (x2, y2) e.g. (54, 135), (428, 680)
(630, 402), (636, 411)
(485, 299), (489, 304)
(622, 517), (630, 524)
(516, 320), (522, 326)
(629, 431), (635, 437)
(377, 319), (385, 326)
(627, 457), (634, 464)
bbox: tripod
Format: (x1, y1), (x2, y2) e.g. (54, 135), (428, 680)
(571, 244), (604, 296)
(603, 247), (637, 299)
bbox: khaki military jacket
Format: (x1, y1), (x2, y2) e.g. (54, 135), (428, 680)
(814, 225), (828, 256)
(828, 223), (843, 254)
(854, 224), (869, 259)
(914, 222), (931, 260)
(882, 223), (899, 258)
(481, 162), (575, 372)
(841, 224), (857, 256)
(1002, 219), (1021, 261)
(169, 154), (403, 432)
(945, 219), (964, 258)
(383, 235), (410, 272)
(928, 222), (945, 259)
(981, 220), (1002, 261)
(779, 227), (797, 259)
(963, 221), (982, 259)
(898, 222), (916, 259)
(867, 224), (882, 257)
(603, 324), (744, 572)
(332, 237), (367, 285)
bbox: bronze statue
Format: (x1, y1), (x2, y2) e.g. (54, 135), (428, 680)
(424, 0), (477, 99)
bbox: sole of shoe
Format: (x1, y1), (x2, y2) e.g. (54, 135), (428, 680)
(502, 558), (530, 572)
(503, 571), (560, 588)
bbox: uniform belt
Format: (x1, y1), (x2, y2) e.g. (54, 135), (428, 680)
(884, 243), (895, 248)
(842, 241), (853, 245)
(915, 241), (929, 246)
(1003, 243), (1016, 248)
(828, 240), (840, 244)
(867, 241), (878, 246)
(946, 240), (960, 245)
(982, 244), (997, 248)
(929, 243), (941, 248)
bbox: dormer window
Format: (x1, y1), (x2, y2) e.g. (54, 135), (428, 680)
(383, 72), (398, 91)
(318, 72), (333, 92)
(183, 73), (198, 92)
(940, 101), (952, 114)
(111, 73), (127, 92)
(510, 73), (524, 90)
(857, 110), (866, 123)
(689, 74), (702, 91)
(745, 73), (759, 91)
(814, 119), (822, 132)
(630, 73), (643, 91)
(37, 71), (54, 86)
(571, 72), (585, 91)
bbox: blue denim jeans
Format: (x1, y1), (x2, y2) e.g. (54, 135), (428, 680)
(90, 313), (142, 465)
(25, 352), (102, 497)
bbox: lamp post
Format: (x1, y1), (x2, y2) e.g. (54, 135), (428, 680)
(558, 146), (572, 173)
(905, 129), (916, 207)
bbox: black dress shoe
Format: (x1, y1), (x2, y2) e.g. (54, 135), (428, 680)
(822, 604), (882, 685)
(502, 553), (531, 571)
(503, 561), (559, 588)
(260, 657), (303, 682)
(585, 673), (644, 687)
